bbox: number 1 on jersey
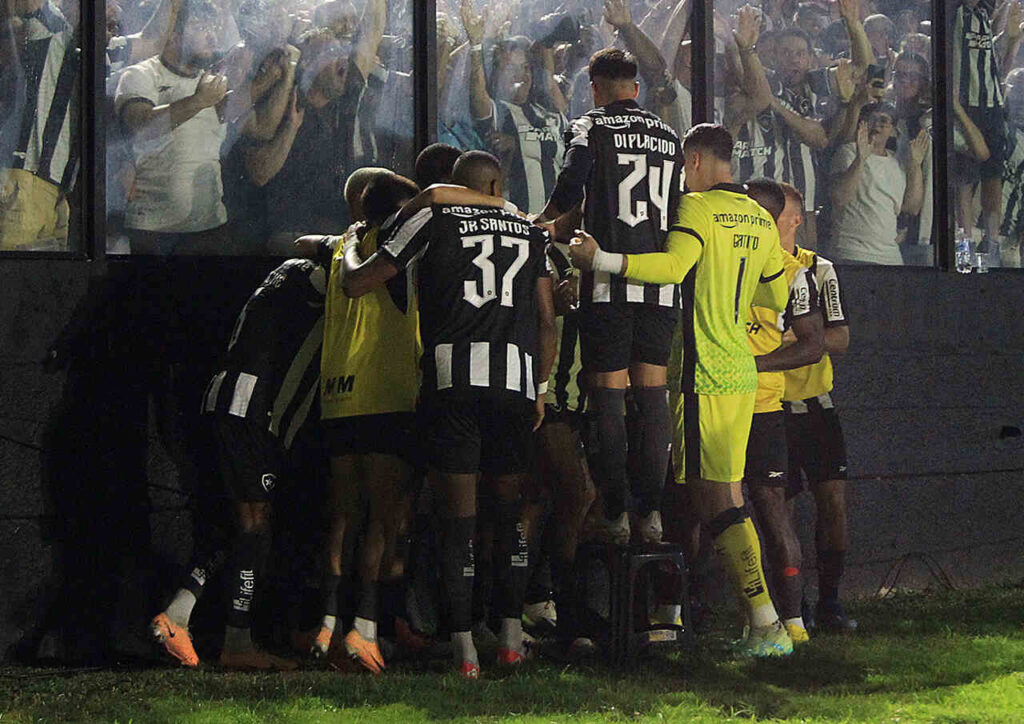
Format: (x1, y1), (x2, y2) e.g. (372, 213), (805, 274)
(734, 256), (747, 323)
(463, 234), (530, 308)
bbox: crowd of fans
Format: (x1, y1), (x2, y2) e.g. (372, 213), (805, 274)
(2, 0), (1024, 263)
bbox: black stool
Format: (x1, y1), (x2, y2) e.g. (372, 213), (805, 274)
(576, 542), (692, 662)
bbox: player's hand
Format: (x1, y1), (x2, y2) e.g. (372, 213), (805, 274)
(532, 397), (546, 432)
(193, 70), (229, 108)
(487, 130), (516, 154)
(293, 234), (330, 258)
(287, 88), (305, 129)
(553, 277), (578, 315)
(460, 0), (487, 45)
(733, 5), (761, 51)
(603, 0), (632, 29)
(855, 120), (871, 159)
(834, 58), (860, 103)
(909, 128), (929, 164)
(569, 230), (599, 271)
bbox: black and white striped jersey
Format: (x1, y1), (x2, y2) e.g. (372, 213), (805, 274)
(954, 0), (1004, 110)
(733, 107), (787, 185)
(548, 98), (683, 309)
(545, 241), (584, 413)
(1002, 126), (1024, 236)
(203, 259), (326, 450)
(378, 204), (551, 402)
(475, 99), (568, 215)
(8, 2), (79, 191)
(776, 83), (822, 212)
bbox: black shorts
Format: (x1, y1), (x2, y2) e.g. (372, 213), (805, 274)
(577, 303), (677, 373)
(784, 394), (848, 495)
(956, 106), (1012, 182)
(323, 412), (418, 462)
(744, 411), (789, 487)
(213, 414), (282, 502)
(419, 394), (535, 475)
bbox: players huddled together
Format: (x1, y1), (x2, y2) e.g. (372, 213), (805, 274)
(148, 42), (855, 679)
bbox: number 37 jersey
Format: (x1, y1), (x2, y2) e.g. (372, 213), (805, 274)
(569, 99), (683, 308)
(379, 204), (551, 401)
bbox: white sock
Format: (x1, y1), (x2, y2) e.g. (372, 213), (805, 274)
(353, 616), (377, 642)
(749, 603), (778, 629)
(451, 630), (479, 666)
(499, 617), (523, 654)
(165, 589), (197, 628)
(321, 614), (337, 633)
(223, 626), (253, 653)
(653, 604), (681, 624)
(784, 616), (805, 630)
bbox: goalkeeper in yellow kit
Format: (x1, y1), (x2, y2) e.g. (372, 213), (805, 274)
(569, 123), (794, 656)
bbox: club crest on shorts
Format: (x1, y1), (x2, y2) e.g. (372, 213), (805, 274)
(261, 473), (277, 493)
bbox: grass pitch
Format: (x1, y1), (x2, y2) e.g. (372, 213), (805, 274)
(2, 584), (1024, 723)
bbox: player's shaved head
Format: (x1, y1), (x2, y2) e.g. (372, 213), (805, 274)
(415, 143), (462, 188)
(452, 151), (503, 196)
(344, 167), (391, 221)
(745, 178), (786, 222)
(362, 174), (419, 227)
(779, 182), (804, 209)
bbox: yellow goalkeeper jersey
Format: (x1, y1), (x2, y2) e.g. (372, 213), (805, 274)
(625, 182), (787, 395)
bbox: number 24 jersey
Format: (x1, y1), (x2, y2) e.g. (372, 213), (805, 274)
(563, 99), (683, 308)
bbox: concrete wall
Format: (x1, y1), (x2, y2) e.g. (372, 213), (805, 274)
(1, 260), (1022, 661)
(808, 267), (1024, 597)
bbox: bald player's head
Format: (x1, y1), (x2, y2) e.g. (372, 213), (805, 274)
(344, 167), (391, 221)
(452, 151), (503, 197)
(415, 143), (462, 188)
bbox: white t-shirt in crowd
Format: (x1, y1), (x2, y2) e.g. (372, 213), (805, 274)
(829, 143), (906, 266)
(115, 56), (227, 234)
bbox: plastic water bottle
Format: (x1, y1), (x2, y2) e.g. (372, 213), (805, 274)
(976, 237), (990, 274)
(955, 228), (973, 274)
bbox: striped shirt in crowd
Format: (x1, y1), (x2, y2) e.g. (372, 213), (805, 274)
(475, 99), (567, 216)
(954, 0), (1005, 110)
(8, 1), (79, 190)
(777, 83), (822, 213)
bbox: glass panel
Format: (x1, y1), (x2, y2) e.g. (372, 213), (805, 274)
(1, 0), (82, 253)
(952, 0), (1020, 270)
(105, 0), (415, 256)
(436, 0), (692, 216)
(714, 0), (935, 267)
